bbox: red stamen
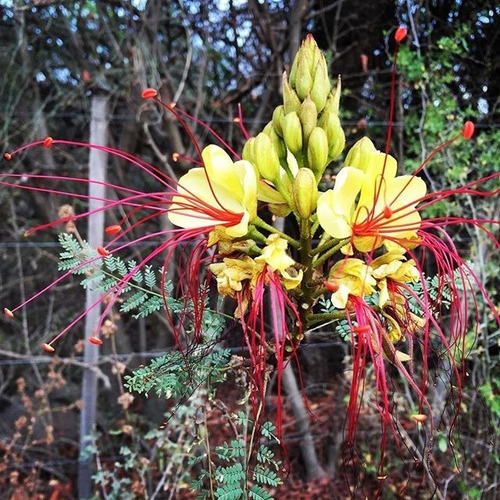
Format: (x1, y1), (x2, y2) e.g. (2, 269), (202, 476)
(383, 205), (392, 218)
(42, 343), (55, 353)
(97, 246), (109, 256)
(44, 137), (54, 148)
(3, 307), (14, 319)
(4, 152), (12, 161)
(141, 88), (158, 99)
(89, 336), (103, 345)
(395, 27), (407, 43)
(462, 121), (475, 140)
(105, 225), (121, 235)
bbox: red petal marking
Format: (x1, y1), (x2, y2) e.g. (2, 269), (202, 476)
(141, 88), (158, 99)
(43, 137), (54, 148)
(89, 336), (103, 345)
(324, 281), (339, 292)
(42, 343), (55, 353)
(105, 225), (121, 235)
(462, 121), (475, 140)
(411, 414), (428, 423)
(97, 246), (110, 256)
(3, 307), (14, 319)
(395, 26), (408, 43)
(4, 153), (12, 160)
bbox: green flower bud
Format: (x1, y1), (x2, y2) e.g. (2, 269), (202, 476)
(318, 110), (345, 161)
(289, 35), (331, 108)
(298, 95), (318, 143)
(292, 168), (318, 219)
(282, 112), (303, 154)
(253, 132), (281, 182)
(267, 126), (287, 161)
(307, 127), (329, 179)
(310, 56), (330, 112)
(242, 137), (256, 164)
(295, 53), (314, 100)
(329, 76), (342, 116)
(345, 137), (377, 172)
(272, 105), (285, 137)
(283, 75), (301, 114)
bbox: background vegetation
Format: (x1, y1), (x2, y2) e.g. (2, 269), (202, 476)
(0, 0), (499, 498)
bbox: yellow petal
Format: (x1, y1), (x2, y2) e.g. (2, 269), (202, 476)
(317, 167), (364, 238)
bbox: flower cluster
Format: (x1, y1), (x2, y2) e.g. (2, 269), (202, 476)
(3, 29), (500, 472)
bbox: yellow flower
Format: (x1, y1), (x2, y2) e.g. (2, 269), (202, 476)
(317, 139), (427, 252)
(370, 250), (420, 308)
(255, 234), (295, 271)
(327, 258), (376, 309)
(255, 234), (303, 290)
(168, 145), (258, 237)
(209, 256), (263, 298)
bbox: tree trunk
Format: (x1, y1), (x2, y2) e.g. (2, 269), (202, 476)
(78, 94), (109, 499)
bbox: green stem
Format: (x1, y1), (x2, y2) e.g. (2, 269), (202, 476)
(307, 310), (347, 327)
(253, 217), (300, 248)
(310, 234), (336, 256)
(313, 238), (350, 268)
(297, 217), (314, 336)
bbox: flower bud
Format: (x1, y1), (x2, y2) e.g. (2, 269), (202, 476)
(310, 57), (330, 112)
(266, 126), (287, 161)
(282, 112), (303, 154)
(307, 127), (329, 179)
(292, 168), (318, 218)
(318, 110), (345, 161)
(298, 95), (318, 143)
(345, 137), (377, 172)
(283, 75), (301, 114)
(295, 52), (314, 100)
(253, 132), (280, 182)
(242, 137), (256, 164)
(326, 77), (342, 116)
(272, 105), (286, 137)
(289, 35), (330, 110)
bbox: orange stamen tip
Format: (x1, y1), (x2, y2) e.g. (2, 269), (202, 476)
(324, 281), (338, 292)
(97, 246), (109, 256)
(462, 121), (474, 140)
(383, 206), (393, 218)
(172, 152), (180, 162)
(168, 101), (177, 109)
(233, 117), (241, 123)
(141, 88), (158, 99)
(89, 336), (103, 345)
(4, 152), (12, 161)
(377, 475), (388, 481)
(395, 27), (407, 43)
(411, 414), (427, 423)
(43, 137), (54, 148)
(3, 308), (14, 319)
(105, 225), (121, 235)
(42, 343), (55, 353)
